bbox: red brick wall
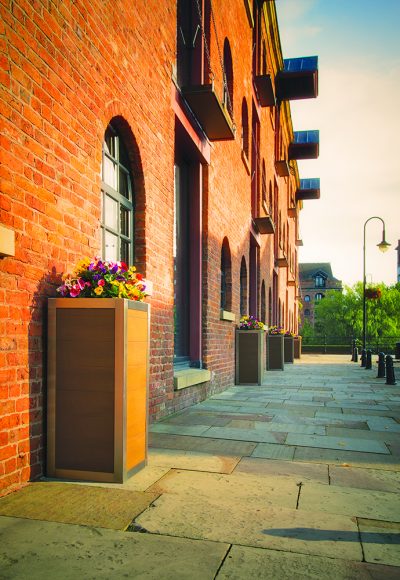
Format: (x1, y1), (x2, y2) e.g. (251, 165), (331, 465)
(0, 0), (176, 495)
(0, 0), (303, 495)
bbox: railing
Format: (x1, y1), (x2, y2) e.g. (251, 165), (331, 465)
(301, 335), (400, 355)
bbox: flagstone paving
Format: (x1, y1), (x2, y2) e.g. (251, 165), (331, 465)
(2, 354), (400, 577)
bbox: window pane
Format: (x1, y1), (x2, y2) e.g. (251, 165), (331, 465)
(104, 195), (118, 230)
(120, 240), (129, 264)
(119, 168), (130, 199)
(104, 128), (115, 158)
(103, 156), (116, 189)
(120, 206), (129, 237)
(104, 231), (118, 262)
(119, 139), (130, 168)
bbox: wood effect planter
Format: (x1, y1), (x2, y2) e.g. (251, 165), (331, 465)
(236, 330), (265, 385)
(47, 298), (150, 483)
(284, 336), (295, 363)
(294, 336), (302, 359)
(267, 334), (284, 371)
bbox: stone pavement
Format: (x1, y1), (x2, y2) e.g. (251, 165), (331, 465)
(1, 354), (399, 579)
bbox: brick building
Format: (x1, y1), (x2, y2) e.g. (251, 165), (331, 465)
(299, 263), (343, 327)
(0, 0), (319, 494)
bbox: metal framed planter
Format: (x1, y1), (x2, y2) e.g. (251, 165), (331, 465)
(236, 330), (265, 385)
(267, 334), (285, 371)
(284, 336), (295, 364)
(47, 298), (150, 483)
(294, 336), (302, 359)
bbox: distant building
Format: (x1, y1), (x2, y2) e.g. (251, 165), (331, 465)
(299, 263), (342, 327)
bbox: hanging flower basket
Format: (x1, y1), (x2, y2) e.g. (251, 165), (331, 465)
(364, 287), (382, 300)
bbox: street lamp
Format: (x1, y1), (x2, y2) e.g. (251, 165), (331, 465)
(362, 217), (391, 349)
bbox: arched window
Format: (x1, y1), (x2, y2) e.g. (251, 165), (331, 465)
(223, 38), (234, 119)
(304, 295), (310, 302)
(261, 160), (267, 206)
(304, 309), (310, 316)
(101, 121), (134, 264)
(241, 98), (249, 158)
(260, 280), (266, 324)
(315, 293), (324, 301)
(268, 287), (272, 326)
(240, 257), (247, 316)
(221, 238), (232, 311)
(269, 181), (273, 215)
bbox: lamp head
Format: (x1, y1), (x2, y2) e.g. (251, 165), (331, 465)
(377, 238), (391, 253)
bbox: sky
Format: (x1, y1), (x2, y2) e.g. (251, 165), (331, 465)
(275, 0), (400, 287)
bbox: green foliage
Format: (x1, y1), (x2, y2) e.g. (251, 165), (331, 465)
(309, 282), (400, 340)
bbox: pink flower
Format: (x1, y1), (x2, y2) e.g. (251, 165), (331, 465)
(70, 284), (81, 297)
(98, 279), (105, 286)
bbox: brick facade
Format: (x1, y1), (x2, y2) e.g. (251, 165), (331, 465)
(299, 263), (343, 327)
(1, 0), (317, 495)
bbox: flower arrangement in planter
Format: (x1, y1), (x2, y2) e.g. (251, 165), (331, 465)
(57, 257), (147, 300)
(239, 315), (266, 330)
(364, 287), (382, 300)
(268, 325), (285, 335)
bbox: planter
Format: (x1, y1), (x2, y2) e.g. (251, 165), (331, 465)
(47, 298), (150, 483)
(284, 336), (295, 363)
(267, 334), (284, 370)
(294, 336), (302, 359)
(236, 330), (265, 385)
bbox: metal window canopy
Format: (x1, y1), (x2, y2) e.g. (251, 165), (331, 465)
(254, 74), (276, 107)
(289, 130), (319, 160)
(254, 215), (275, 235)
(277, 56), (318, 101)
(275, 159), (290, 177)
(182, 84), (235, 141)
(296, 178), (320, 201)
(275, 254), (289, 268)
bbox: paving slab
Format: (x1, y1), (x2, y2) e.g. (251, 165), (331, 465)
(149, 432), (257, 456)
(150, 423), (211, 436)
(200, 426), (280, 443)
(0, 516), (228, 580)
(0, 482), (158, 530)
(294, 446), (400, 470)
(329, 465), (400, 493)
(235, 457), (329, 484)
(136, 496), (362, 561)
(326, 427), (400, 444)
(217, 544), (400, 580)
(299, 482), (400, 522)
(286, 433), (390, 454)
(147, 469), (298, 510)
(358, 518), (400, 567)
(255, 422), (325, 435)
(148, 449), (240, 474)
(251, 443), (296, 460)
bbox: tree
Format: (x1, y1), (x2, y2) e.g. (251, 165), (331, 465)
(310, 283), (400, 341)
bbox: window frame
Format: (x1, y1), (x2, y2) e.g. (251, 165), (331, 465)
(101, 123), (134, 265)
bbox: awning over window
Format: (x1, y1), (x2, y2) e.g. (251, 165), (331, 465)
(296, 178), (320, 201)
(277, 56), (318, 101)
(182, 84), (235, 141)
(289, 130), (319, 160)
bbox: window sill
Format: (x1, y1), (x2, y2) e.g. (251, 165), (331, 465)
(174, 368), (211, 391)
(220, 310), (236, 322)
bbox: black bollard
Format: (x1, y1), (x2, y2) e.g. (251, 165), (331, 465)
(350, 339), (356, 361)
(360, 349), (366, 367)
(385, 355), (397, 385)
(353, 347), (358, 363)
(377, 352), (385, 378)
(365, 349), (372, 369)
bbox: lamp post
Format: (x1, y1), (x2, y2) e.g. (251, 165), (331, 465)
(362, 217), (391, 350)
